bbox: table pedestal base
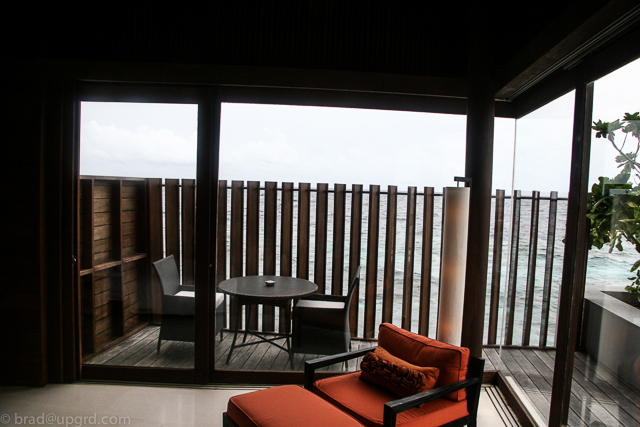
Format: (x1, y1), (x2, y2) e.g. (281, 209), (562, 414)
(226, 298), (293, 367)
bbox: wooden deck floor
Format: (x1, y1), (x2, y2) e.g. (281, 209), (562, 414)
(483, 347), (640, 427)
(85, 325), (376, 372)
(85, 326), (640, 427)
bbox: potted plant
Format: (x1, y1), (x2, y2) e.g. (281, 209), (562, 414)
(587, 112), (640, 303)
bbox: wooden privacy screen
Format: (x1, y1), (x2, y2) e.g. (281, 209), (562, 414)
(79, 177), (150, 357)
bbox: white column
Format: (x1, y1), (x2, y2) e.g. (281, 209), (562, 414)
(437, 186), (470, 346)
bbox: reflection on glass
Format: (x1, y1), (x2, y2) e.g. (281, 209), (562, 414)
(79, 102), (198, 369)
(580, 58), (640, 420)
(489, 91), (576, 426)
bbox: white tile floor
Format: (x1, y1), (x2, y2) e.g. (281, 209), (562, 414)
(0, 382), (520, 427)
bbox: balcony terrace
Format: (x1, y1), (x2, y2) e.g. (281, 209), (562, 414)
(77, 176), (640, 426)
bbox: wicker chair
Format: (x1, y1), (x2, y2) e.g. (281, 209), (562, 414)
(152, 255), (225, 352)
(292, 266), (360, 355)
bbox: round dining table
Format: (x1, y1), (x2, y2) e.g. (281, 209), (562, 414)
(217, 275), (318, 366)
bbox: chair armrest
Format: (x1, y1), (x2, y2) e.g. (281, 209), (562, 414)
(304, 347), (376, 390)
(382, 377), (480, 427)
(162, 294), (196, 316)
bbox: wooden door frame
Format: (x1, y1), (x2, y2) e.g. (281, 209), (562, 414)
(72, 82), (216, 384)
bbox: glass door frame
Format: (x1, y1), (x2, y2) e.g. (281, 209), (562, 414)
(75, 82), (218, 384)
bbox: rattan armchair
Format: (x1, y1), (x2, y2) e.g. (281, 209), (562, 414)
(292, 266), (360, 355)
(152, 255), (226, 352)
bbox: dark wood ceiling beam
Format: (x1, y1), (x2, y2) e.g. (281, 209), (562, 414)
(512, 23), (640, 119)
(28, 59), (468, 99)
(496, 0), (640, 101)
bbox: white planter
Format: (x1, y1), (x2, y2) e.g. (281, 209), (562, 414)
(582, 285), (640, 391)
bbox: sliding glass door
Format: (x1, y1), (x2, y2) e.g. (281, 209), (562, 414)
(77, 85), (218, 383)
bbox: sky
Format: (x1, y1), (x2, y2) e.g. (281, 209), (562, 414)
(80, 58), (640, 196)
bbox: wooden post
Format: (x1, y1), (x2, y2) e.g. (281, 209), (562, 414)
(461, 75), (495, 357)
(549, 82), (593, 427)
(461, 3), (495, 356)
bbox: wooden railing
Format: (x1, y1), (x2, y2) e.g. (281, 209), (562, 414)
(135, 178), (567, 348)
(210, 180), (567, 347)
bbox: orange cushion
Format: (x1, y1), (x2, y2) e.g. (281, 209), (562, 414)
(314, 372), (469, 427)
(227, 385), (364, 427)
(360, 347), (439, 396)
(377, 323), (470, 401)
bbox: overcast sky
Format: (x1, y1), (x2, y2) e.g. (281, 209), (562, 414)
(80, 58), (640, 195)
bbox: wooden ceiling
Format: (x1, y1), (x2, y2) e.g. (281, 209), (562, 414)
(10, 0), (640, 112)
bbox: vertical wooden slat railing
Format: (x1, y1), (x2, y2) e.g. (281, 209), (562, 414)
(315, 183), (329, 293)
(147, 178), (163, 324)
(364, 185), (380, 339)
(540, 191), (559, 346)
(418, 187), (434, 336)
(229, 180), (244, 330)
(487, 189), (505, 344)
(332, 184), (347, 295)
(246, 181), (260, 330)
(181, 179), (196, 287)
(215, 180), (228, 330)
(505, 190), (522, 345)
(165, 179), (180, 268)
(382, 186), (397, 324)
(349, 184), (364, 337)
(402, 187), (417, 330)
(188, 181), (567, 347)
(522, 191), (540, 346)
(297, 183), (311, 279)
(262, 182), (278, 332)
(279, 182), (294, 332)
(216, 180), (228, 286)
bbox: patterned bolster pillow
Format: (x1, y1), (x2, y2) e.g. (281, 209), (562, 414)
(360, 346), (440, 397)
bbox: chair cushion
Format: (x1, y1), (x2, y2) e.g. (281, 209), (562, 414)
(377, 323), (470, 401)
(227, 385), (363, 427)
(360, 346), (439, 396)
(215, 292), (225, 308)
(314, 372), (468, 427)
(295, 299), (345, 309)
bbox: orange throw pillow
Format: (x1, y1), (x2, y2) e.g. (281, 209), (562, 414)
(360, 347), (440, 397)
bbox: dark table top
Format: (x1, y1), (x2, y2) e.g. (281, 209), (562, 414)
(217, 275), (318, 300)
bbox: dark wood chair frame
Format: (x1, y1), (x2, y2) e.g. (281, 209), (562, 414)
(304, 347), (485, 427)
(292, 266), (360, 355)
